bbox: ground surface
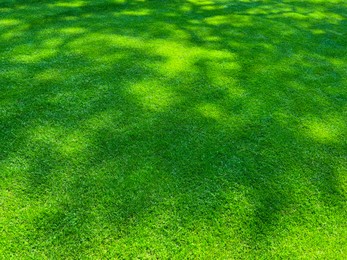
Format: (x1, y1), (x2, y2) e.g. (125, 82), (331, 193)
(1, 0), (347, 258)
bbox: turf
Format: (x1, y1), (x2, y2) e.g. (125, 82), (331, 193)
(1, 0), (347, 258)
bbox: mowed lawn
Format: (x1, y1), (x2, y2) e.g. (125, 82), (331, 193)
(1, 0), (346, 258)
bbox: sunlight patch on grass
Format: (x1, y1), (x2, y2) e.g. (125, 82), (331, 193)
(40, 37), (65, 49)
(311, 29), (326, 35)
(35, 69), (61, 82)
(26, 124), (91, 169)
(67, 33), (145, 58)
(1, 24), (29, 40)
(0, 19), (21, 26)
(60, 27), (87, 35)
(246, 3), (292, 15)
(154, 41), (236, 76)
(227, 85), (246, 97)
(277, 11), (344, 23)
(10, 47), (57, 63)
(154, 41), (198, 75)
(129, 80), (176, 112)
(189, 0), (217, 6)
(84, 111), (124, 131)
(59, 132), (89, 156)
(200, 4), (223, 11)
(204, 15), (252, 27)
(1, 154), (30, 177)
(197, 103), (223, 120)
(49, 1), (86, 8)
(118, 9), (151, 16)
(66, 31), (237, 77)
(302, 116), (346, 143)
(28, 126), (62, 144)
(180, 3), (192, 12)
(205, 59), (240, 87)
(196, 102), (245, 129)
(307, 11), (345, 21)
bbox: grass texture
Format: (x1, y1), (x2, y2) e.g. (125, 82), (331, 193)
(1, 0), (347, 258)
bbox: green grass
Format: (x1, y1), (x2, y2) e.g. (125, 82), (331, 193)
(1, 0), (346, 258)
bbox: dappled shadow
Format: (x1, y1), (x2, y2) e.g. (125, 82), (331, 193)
(1, 0), (347, 258)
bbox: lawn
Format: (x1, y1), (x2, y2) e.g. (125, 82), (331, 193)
(1, 0), (346, 258)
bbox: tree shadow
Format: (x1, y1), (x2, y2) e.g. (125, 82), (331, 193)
(1, 0), (346, 258)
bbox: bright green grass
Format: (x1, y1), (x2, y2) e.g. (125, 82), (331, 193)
(1, 0), (347, 258)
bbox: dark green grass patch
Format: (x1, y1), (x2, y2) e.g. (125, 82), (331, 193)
(1, 0), (346, 258)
